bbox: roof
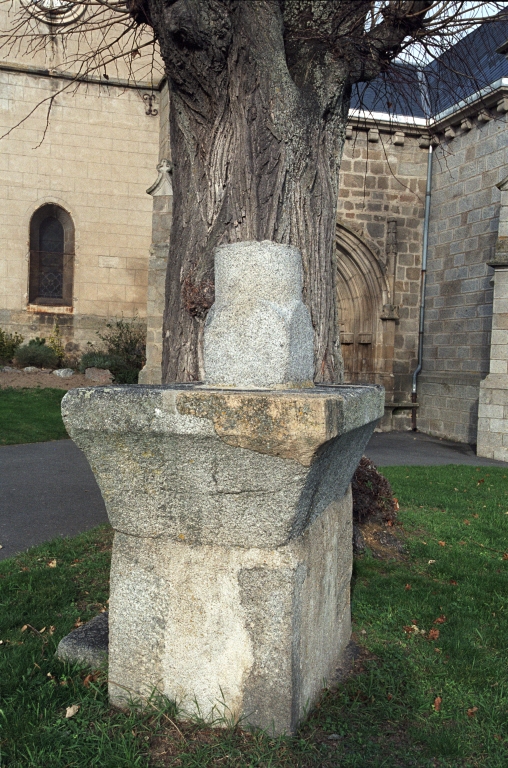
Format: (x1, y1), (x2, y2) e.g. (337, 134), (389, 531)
(350, 12), (508, 120)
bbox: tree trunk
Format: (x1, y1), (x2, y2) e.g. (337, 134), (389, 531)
(149, 0), (353, 384)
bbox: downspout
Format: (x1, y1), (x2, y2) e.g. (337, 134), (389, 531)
(411, 144), (433, 430)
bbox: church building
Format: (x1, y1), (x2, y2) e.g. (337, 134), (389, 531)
(2, 3), (508, 459)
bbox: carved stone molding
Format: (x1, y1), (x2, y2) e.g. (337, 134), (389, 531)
(146, 159), (173, 197)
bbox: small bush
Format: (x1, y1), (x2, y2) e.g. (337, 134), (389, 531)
(97, 317), (146, 370)
(352, 456), (398, 525)
(79, 351), (140, 385)
(14, 339), (59, 369)
(80, 317), (146, 384)
(47, 321), (65, 364)
(0, 328), (24, 363)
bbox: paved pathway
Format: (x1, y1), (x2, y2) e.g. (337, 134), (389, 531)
(1, 432), (507, 560)
(0, 440), (107, 561)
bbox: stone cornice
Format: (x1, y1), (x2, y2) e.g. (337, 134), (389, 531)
(0, 59), (164, 91)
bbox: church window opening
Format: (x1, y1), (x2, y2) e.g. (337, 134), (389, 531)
(29, 204), (74, 307)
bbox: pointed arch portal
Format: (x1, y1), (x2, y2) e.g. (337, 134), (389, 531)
(336, 222), (395, 396)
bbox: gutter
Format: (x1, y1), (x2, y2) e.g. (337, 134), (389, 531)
(411, 144), (433, 430)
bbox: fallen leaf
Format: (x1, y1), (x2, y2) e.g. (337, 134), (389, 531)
(47, 559), (57, 568)
(405, 584), (411, 590)
(387, 693), (393, 700)
(472, 514), (479, 519)
(435, 647), (442, 653)
(393, 498), (400, 511)
(449, 579), (458, 585)
(39, 627), (46, 634)
(464, 519), (470, 525)
(83, 671), (101, 688)
(477, 479), (485, 485)
(438, 541), (446, 547)
(433, 615), (446, 624)
(21, 625), (28, 633)
(65, 704), (80, 719)
(73, 618), (84, 628)
(503, 553), (508, 561)
(433, 696), (442, 712)
(467, 706), (478, 718)
(428, 559), (436, 564)
(49, 626), (55, 635)
(428, 628), (440, 641)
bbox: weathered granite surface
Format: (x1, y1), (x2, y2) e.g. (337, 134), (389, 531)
(61, 383), (383, 733)
(62, 384), (383, 548)
(108, 490), (353, 733)
(204, 241), (314, 388)
(56, 611), (108, 667)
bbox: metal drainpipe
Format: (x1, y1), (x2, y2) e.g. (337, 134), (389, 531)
(411, 144), (433, 431)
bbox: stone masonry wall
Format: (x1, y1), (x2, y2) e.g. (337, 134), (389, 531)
(337, 125), (428, 428)
(418, 112), (507, 443)
(0, 3), (160, 353)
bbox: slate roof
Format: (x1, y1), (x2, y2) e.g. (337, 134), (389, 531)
(350, 12), (508, 120)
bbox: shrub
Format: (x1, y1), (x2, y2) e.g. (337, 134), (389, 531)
(47, 321), (65, 364)
(79, 351), (140, 385)
(97, 317), (146, 371)
(80, 317), (146, 384)
(352, 456), (398, 525)
(0, 328), (24, 363)
(14, 338), (59, 369)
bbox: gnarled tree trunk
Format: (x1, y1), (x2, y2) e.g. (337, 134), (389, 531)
(137, 0), (431, 383)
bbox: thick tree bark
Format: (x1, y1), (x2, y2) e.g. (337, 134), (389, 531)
(138, 0), (431, 383)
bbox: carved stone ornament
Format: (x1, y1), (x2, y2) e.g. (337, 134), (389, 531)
(146, 159), (173, 197)
(21, 0), (84, 25)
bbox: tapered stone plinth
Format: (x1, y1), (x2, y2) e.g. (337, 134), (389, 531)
(61, 382), (383, 733)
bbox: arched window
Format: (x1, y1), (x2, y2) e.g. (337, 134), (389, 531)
(29, 204), (74, 306)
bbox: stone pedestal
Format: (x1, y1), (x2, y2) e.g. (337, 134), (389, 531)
(61, 240), (383, 734)
(61, 383), (383, 734)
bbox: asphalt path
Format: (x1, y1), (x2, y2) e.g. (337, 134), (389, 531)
(1, 431), (507, 560)
(0, 440), (107, 561)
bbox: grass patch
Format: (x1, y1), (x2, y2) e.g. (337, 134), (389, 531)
(0, 387), (68, 445)
(1, 466), (507, 766)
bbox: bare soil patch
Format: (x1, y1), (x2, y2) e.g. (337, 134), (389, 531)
(0, 369), (95, 390)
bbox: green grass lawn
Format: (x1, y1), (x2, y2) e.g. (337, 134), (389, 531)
(0, 388), (68, 445)
(1, 466), (507, 767)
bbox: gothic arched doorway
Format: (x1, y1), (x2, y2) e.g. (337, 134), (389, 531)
(336, 222), (395, 395)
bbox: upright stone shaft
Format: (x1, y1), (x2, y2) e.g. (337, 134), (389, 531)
(204, 240), (314, 388)
(61, 241), (384, 734)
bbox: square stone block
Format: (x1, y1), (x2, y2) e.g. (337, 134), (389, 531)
(108, 491), (352, 734)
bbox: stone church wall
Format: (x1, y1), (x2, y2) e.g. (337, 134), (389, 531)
(418, 111), (507, 444)
(337, 124), (428, 429)
(0, 3), (160, 356)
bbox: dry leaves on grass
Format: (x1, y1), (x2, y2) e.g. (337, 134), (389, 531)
(83, 671), (102, 688)
(47, 559), (57, 568)
(428, 628), (440, 641)
(433, 697), (442, 712)
(433, 615), (446, 625)
(65, 704), (80, 719)
(467, 707), (479, 718)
